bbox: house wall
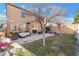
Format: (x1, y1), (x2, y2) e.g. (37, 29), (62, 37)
(6, 3), (75, 36)
(6, 4), (35, 24)
(30, 21), (42, 32)
(6, 3), (42, 37)
(51, 24), (76, 34)
(75, 24), (79, 41)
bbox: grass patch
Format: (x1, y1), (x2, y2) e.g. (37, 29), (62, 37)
(23, 34), (76, 56)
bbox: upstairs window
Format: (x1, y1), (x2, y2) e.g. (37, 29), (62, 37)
(21, 12), (26, 18)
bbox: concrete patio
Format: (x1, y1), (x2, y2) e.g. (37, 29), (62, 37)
(13, 33), (54, 44)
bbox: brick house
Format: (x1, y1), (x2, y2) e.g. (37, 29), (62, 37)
(6, 3), (43, 37)
(5, 3), (76, 37)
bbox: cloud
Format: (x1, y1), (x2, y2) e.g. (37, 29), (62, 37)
(3, 10), (6, 12)
(0, 15), (6, 18)
(22, 5), (26, 8)
(0, 15), (6, 21)
(63, 18), (74, 24)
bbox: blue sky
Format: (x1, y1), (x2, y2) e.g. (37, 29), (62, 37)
(0, 3), (79, 19)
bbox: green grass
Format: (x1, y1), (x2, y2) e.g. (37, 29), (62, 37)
(23, 34), (76, 56)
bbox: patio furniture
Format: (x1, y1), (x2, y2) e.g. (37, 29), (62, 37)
(19, 32), (30, 38)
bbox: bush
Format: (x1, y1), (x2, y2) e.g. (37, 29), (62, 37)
(15, 48), (27, 56)
(12, 48), (34, 56)
(45, 26), (51, 33)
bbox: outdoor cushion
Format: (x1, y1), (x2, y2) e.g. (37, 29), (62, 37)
(19, 32), (30, 37)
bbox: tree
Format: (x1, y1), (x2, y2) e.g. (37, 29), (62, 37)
(28, 4), (51, 47)
(74, 11), (79, 23)
(49, 6), (68, 35)
(74, 11), (79, 39)
(25, 4), (68, 46)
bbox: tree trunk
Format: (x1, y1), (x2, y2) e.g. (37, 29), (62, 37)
(40, 22), (46, 47)
(42, 26), (46, 47)
(58, 24), (62, 35)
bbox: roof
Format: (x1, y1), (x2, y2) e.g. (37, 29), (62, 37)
(6, 3), (34, 16)
(6, 3), (44, 23)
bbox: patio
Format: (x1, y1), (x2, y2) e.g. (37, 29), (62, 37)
(13, 33), (54, 44)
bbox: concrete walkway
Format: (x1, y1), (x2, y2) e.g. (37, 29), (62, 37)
(13, 33), (54, 44)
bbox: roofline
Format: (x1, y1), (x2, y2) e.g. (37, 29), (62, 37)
(6, 3), (33, 14)
(6, 3), (44, 21)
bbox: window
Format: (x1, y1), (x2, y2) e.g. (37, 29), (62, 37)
(21, 12), (26, 18)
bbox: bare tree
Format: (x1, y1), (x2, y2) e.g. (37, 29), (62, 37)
(25, 4), (68, 46)
(49, 6), (68, 35)
(29, 4), (51, 47)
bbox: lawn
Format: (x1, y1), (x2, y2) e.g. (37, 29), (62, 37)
(23, 34), (77, 56)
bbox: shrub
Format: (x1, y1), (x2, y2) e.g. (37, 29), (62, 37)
(15, 48), (27, 56)
(13, 48), (34, 56)
(45, 26), (51, 33)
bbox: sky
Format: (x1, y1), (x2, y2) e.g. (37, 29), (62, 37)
(0, 3), (79, 20)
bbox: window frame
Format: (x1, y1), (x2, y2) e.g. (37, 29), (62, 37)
(20, 11), (26, 18)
